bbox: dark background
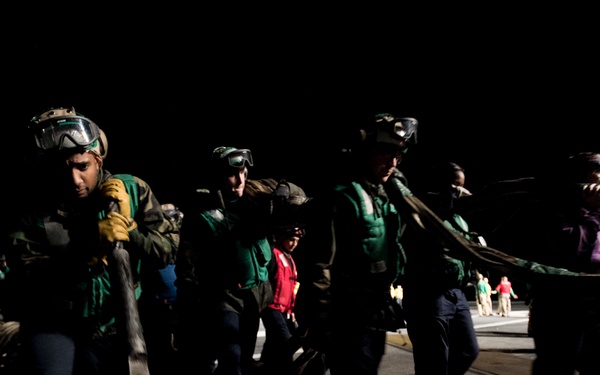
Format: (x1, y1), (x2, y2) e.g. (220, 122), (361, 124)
(5, 8), (600, 210)
(5, 7), (599, 296)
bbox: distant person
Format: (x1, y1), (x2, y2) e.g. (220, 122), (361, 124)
(483, 277), (494, 316)
(474, 273), (492, 317)
(473, 273), (484, 316)
(390, 284), (403, 308)
(401, 161), (480, 374)
(260, 225), (304, 375)
(494, 276), (518, 317)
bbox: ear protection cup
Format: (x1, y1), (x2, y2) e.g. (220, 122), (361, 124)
(98, 129), (108, 159)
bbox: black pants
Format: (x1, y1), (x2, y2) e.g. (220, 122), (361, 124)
(260, 307), (297, 374)
(19, 329), (128, 375)
(404, 287), (479, 375)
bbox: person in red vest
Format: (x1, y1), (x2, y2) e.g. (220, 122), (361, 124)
(259, 225), (304, 375)
(494, 276), (518, 317)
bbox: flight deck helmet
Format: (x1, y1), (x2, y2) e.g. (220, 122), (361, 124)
(29, 106), (108, 159)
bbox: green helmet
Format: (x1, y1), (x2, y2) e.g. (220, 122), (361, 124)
(29, 107), (108, 159)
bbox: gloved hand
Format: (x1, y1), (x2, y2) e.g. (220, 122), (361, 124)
(98, 211), (136, 243)
(99, 178), (132, 219)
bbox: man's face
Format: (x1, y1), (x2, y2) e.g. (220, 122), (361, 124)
(221, 167), (248, 200)
(368, 144), (402, 184)
(50, 151), (101, 200)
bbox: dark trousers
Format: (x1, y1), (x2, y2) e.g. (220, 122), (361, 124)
(176, 282), (272, 375)
(531, 294), (600, 375)
(404, 287), (479, 375)
(176, 306), (261, 375)
(260, 307), (297, 374)
(140, 301), (178, 375)
(215, 308), (261, 375)
(328, 324), (386, 375)
(20, 330), (128, 375)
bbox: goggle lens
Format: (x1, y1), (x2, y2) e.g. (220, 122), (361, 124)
(226, 149), (253, 168)
(393, 118), (418, 143)
(33, 118), (100, 150)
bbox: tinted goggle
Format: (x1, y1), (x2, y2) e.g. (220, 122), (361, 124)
(223, 149), (254, 168)
(31, 117), (101, 151)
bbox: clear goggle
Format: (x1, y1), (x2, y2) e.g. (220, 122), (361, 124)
(32, 117), (101, 151)
(374, 114), (418, 144)
(223, 149), (254, 168)
(392, 117), (418, 143)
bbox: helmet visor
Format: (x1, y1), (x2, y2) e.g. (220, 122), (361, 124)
(225, 149), (254, 168)
(33, 117), (101, 151)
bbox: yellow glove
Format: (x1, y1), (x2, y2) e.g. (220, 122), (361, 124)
(98, 211), (135, 243)
(100, 178), (132, 219)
